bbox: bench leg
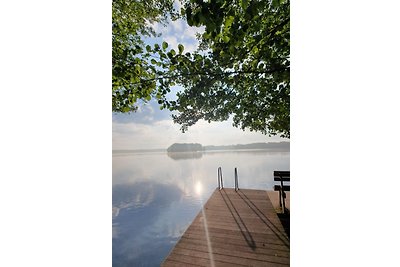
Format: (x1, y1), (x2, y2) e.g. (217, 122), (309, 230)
(282, 191), (286, 214)
(278, 190), (282, 207)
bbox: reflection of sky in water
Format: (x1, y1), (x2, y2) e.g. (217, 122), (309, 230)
(112, 150), (289, 266)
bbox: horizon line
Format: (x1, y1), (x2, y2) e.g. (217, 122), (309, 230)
(113, 141), (290, 152)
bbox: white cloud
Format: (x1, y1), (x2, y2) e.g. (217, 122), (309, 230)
(113, 120), (181, 150)
(136, 104), (154, 115)
(171, 19), (184, 33)
(164, 35), (179, 50)
(163, 20), (202, 53)
(183, 25), (204, 41)
(174, 0), (183, 11)
(182, 43), (197, 53)
(148, 20), (169, 35)
(146, 12), (205, 54)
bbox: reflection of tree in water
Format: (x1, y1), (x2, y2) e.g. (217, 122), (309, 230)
(167, 151), (203, 160)
(112, 181), (183, 266)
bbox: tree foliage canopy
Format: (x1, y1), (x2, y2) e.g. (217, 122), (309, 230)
(112, 0), (177, 112)
(112, 0), (290, 138)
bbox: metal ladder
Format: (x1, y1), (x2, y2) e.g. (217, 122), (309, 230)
(217, 167), (239, 191)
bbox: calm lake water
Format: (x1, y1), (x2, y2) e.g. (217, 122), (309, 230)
(112, 149), (290, 267)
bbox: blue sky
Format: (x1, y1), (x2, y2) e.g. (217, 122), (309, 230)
(112, 1), (288, 150)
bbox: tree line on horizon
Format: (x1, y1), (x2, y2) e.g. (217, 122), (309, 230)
(167, 141), (289, 152)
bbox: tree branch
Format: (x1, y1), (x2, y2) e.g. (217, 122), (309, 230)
(126, 67), (289, 86)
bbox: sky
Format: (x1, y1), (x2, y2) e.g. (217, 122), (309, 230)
(112, 101), (288, 150)
(112, 1), (288, 150)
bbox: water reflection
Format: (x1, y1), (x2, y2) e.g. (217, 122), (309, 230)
(112, 181), (185, 267)
(167, 151), (203, 160)
(112, 150), (289, 267)
(112, 181), (183, 220)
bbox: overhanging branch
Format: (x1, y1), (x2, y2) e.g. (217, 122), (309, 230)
(125, 66), (290, 86)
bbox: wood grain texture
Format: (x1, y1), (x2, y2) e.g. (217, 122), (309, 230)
(162, 188), (290, 266)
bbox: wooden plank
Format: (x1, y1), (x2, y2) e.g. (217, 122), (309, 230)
(163, 258), (202, 267)
(188, 221), (287, 237)
(192, 213), (282, 225)
(174, 242), (290, 265)
(185, 225), (289, 247)
(162, 188), (290, 266)
(178, 236), (290, 258)
(170, 247), (289, 267)
(181, 233), (289, 251)
(165, 254), (247, 267)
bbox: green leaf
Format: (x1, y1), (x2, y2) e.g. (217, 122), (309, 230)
(170, 49), (176, 56)
(222, 35), (230, 43)
(198, 13), (206, 24)
(251, 46), (259, 55)
(134, 65), (141, 74)
(146, 45), (151, 52)
(150, 59), (157, 64)
(178, 44), (184, 54)
(224, 16), (235, 29)
(272, 0), (281, 8)
(145, 95), (151, 101)
(162, 41), (168, 50)
(195, 54), (202, 61)
(240, 0), (249, 10)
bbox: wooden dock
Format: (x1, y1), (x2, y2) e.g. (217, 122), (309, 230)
(162, 188), (290, 266)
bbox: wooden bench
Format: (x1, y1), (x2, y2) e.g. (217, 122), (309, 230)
(274, 171), (290, 214)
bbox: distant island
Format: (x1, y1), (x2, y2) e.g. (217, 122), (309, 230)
(167, 143), (203, 152)
(166, 142), (289, 152)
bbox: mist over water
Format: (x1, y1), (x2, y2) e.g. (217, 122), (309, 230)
(112, 150), (289, 266)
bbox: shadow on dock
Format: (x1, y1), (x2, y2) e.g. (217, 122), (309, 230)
(163, 188), (290, 266)
(236, 190), (290, 247)
(219, 189), (256, 250)
(277, 213), (290, 238)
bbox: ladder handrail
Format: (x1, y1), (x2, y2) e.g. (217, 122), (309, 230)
(217, 167), (224, 190)
(234, 167), (239, 191)
(217, 167), (239, 191)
